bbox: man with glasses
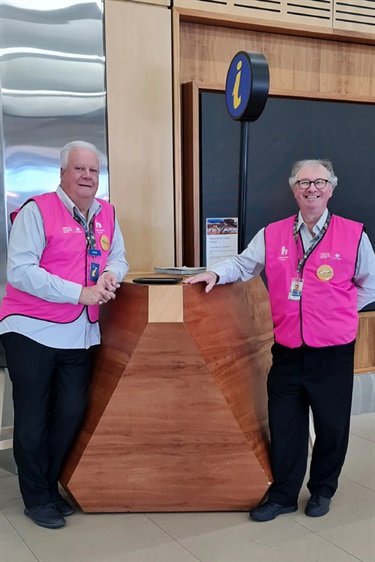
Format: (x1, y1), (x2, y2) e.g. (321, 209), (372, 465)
(184, 159), (375, 521)
(0, 141), (129, 529)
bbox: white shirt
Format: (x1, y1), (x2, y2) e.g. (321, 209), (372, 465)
(0, 186), (129, 349)
(212, 209), (375, 311)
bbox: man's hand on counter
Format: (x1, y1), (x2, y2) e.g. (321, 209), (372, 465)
(183, 271), (219, 293)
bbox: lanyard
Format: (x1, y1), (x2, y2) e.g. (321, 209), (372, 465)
(73, 211), (96, 250)
(293, 212), (331, 276)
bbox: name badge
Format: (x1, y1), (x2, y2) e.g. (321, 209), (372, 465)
(288, 278), (304, 301)
(90, 262), (100, 282)
(89, 249), (101, 257)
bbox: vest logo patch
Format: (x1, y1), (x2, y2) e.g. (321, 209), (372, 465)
(334, 253), (341, 260)
(95, 220), (105, 233)
(279, 246), (289, 260)
(62, 226), (72, 233)
(320, 252), (331, 259)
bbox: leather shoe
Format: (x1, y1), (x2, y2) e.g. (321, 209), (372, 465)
(305, 494), (331, 517)
(52, 494), (74, 517)
(24, 503), (66, 529)
(250, 500), (298, 522)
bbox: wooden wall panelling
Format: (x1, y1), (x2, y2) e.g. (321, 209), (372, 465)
(334, 0), (375, 34)
(174, 1), (375, 40)
(116, 0), (171, 6)
(178, 21), (375, 101)
(354, 311), (375, 374)
(105, 0), (175, 272)
(174, 0), (284, 22)
(175, 0), (334, 29)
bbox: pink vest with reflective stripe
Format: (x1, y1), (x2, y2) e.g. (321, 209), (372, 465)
(265, 214), (363, 348)
(0, 192), (115, 324)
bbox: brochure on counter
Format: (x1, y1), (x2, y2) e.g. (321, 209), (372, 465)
(154, 266), (206, 276)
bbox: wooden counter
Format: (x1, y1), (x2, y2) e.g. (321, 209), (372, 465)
(60, 277), (274, 512)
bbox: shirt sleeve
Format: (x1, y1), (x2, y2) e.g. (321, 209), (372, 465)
(211, 228), (266, 284)
(7, 201), (83, 304)
(102, 216), (129, 282)
(355, 231), (375, 311)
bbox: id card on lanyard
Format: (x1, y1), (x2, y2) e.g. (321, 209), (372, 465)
(288, 213), (331, 301)
(89, 249), (101, 282)
(73, 210), (102, 282)
(289, 278), (304, 301)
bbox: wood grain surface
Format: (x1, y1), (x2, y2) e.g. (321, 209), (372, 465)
(61, 279), (274, 512)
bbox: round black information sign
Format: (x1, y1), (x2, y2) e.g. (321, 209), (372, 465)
(225, 51), (270, 122)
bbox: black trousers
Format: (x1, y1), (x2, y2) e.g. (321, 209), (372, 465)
(267, 340), (355, 506)
(1, 332), (93, 508)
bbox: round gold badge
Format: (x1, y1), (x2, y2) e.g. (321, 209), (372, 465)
(100, 235), (110, 251)
(317, 264), (334, 281)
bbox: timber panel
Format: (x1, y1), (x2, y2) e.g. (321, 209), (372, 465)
(61, 279), (274, 512)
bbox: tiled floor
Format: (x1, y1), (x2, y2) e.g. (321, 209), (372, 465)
(0, 412), (374, 562)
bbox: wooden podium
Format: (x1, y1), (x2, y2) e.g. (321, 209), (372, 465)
(60, 277), (274, 512)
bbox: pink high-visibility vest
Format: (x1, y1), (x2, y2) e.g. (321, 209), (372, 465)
(265, 214), (363, 348)
(0, 192), (115, 324)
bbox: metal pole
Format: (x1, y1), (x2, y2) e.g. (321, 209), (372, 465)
(238, 120), (250, 253)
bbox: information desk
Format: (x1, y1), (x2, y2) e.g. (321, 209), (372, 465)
(60, 276), (274, 512)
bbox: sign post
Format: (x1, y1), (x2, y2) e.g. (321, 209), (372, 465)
(225, 52), (270, 252)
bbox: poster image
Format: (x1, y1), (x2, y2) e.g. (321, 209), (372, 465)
(206, 218), (238, 269)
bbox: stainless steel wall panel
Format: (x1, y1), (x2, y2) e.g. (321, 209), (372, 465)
(0, 0), (109, 429)
(0, 0), (109, 287)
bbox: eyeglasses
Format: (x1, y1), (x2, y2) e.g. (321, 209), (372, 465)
(295, 179), (331, 190)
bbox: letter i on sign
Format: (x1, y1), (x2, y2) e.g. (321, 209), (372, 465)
(232, 61), (242, 109)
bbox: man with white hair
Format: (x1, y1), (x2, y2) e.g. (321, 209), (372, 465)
(185, 159), (375, 522)
(0, 140), (129, 528)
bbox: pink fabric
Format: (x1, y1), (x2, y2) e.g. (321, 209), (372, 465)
(265, 214), (363, 348)
(1, 192), (115, 324)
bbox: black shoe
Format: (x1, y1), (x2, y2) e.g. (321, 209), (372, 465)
(24, 503), (66, 529)
(305, 494), (331, 517)
(52, 494), (74, 517)
(250, 500), (298, 522)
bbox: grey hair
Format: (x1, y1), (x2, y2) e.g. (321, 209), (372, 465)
(60, 140), (102, 169)
(289, 159), (338, 189)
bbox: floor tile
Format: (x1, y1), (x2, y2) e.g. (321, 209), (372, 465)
(319, 517), (375, 562)
(0, 470), (22, 513)
(147, 511), (249, 540)
(288, 478), (375, 533)
(350, 412), (375, 442)
(341, 433), (375, 490)
(215, 532), (360, 562)
(0, 540), (38, 562)
(149, 511), (310, 562)
(0, 512), (21, 545)
(0, 450), (17, 476)
(107, 541), (200, 562)
(8, 512), (183, 562)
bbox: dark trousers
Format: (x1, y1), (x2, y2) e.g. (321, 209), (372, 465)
(267, 341), (355, 506)
(1, 332), (93, 508)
